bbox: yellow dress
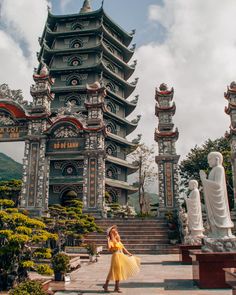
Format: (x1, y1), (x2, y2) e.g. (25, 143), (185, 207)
(107, 241), (140, 281)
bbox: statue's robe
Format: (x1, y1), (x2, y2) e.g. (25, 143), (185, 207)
(202, 165), (234, 236)
(186, 188), (204, 235)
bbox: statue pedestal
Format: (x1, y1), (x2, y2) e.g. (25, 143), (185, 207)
(202, 236), (236, 252)
(179, 244), (201, 264)
(189, 250), (236, 288)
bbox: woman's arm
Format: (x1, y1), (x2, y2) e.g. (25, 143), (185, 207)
(123, 246), (132, 256)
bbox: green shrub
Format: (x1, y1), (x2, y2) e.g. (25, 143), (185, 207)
(9, 280), (47, 295)
(52, 253), (70, 273)
(33, 248), (52, 259)
(36, 264), (53, 276)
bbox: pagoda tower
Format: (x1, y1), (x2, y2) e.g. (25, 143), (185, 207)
(224, 81), (236, 209)
(36, 0), (140, 213)
(154, 83), (180, 214)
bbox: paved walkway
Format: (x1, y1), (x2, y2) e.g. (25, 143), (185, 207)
(49, 254), (232, 295)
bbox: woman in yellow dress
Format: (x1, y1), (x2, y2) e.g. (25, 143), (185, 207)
(103, 225), (140, 293)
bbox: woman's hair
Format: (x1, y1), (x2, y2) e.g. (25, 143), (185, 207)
(109, 227), (120, 242)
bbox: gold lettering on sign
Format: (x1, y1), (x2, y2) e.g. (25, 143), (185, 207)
(53, 142), (79, 149)
(165, 162), (174, 207)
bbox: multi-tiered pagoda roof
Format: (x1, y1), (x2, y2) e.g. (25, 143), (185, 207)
(38, 0), (140, 204)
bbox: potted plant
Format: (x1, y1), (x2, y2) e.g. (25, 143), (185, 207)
(51, 253), (70, 281)
(86, 243), (97, 262)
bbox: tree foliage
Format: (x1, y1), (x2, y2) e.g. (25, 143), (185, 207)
(128, 143), (158, 214)
(43, 199), (102, 250)
(0, 200), (57, 290)
(9, 280), (47, 295)
(0, 180), (22, 206)
(179, 137), (233, 208)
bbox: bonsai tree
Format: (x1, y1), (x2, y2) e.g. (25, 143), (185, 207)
(51, 252), (70, 281)
(43, 199), (102, 252)
(0, 199), (57, 290)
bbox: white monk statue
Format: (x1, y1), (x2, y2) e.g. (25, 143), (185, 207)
(200, 151), (234, 239)
(185, 180), (204, 238)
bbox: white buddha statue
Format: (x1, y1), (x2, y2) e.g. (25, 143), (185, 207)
(185, 180), (204, 238)
(200, 151), (234, 239)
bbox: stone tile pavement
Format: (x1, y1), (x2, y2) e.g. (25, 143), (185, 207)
(49, 254), (232, 295)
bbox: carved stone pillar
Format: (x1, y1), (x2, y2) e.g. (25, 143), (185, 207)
(20, 137), (49, 216)
(154, 83), (180, 214)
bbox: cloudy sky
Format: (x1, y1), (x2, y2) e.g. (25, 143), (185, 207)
(0, 0), (235, 163)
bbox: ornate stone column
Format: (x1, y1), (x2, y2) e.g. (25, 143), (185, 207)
(154, 83), (180, 215)
(82, 82), (106, 216)
(20, 65), (54, 216)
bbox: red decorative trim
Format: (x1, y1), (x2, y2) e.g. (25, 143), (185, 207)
(155, 129), (179, 139)
(45, 117), (106, 134)
(156, 90), (172, 95)
(155, 103), (176, 115)
(0, 102), (51, 120)
(0, 103), (27, 118)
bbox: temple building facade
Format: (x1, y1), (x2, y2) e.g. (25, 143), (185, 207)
(154, 83), (180, 214)
(0, 0), (140, 216)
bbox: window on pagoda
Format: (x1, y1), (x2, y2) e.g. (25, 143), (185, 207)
(106, 102), (116, 114)
(67, 77), (81, 86)
(106, 121), (116, 134)
(70, 39), (83, 49)
(107, 63), (116, 73)
(62, 164), (77, 176)
(71, 22), (83, 31)
(106, 44), (115, 54)
(106, 143), (117, 157)
(106, 189), (118, 203)
(106, 82), (116, 93)
(106, 166), (118, 179)
(69, 57), (82, 67)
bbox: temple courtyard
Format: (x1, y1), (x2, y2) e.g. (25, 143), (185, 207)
(47, 254), (231, 295)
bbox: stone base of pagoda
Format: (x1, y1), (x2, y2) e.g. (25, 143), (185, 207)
(179, 244), (201, 264)
(83, 208), (104, 219)
(190, 250), (236, 289)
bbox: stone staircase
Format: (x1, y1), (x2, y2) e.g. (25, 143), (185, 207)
(84, 218), (179, 255)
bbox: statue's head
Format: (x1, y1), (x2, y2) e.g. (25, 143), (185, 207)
(207, 151), (223, 167)
(189, 179), (198, 190)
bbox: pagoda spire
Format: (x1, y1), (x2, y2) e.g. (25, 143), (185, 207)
(80, 0), (92, 13)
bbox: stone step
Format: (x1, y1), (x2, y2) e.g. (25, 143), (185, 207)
(86, 234), (167, 239)
(97, 225), (168, 229)
(99, 246), (179, 255)
(95, 222), (167, 226)
(85, 218), (178, 255)
(85, 239), (169, 244)
(95, 230), (168, 235)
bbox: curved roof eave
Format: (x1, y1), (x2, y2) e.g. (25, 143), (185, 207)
(105, 178), (138, 193)
(102, 10), (133, 46)
(106, 90), (137, 113)
(106, 155), (139, 173)
(104, 111), (138, 135)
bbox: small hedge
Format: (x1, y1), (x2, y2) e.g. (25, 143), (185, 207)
(9, 280), (47, 295)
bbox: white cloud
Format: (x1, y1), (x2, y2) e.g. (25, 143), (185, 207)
(0, 0), (49, 162)
(60, 0), (73, 12)
(134, 0), (236, 158)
